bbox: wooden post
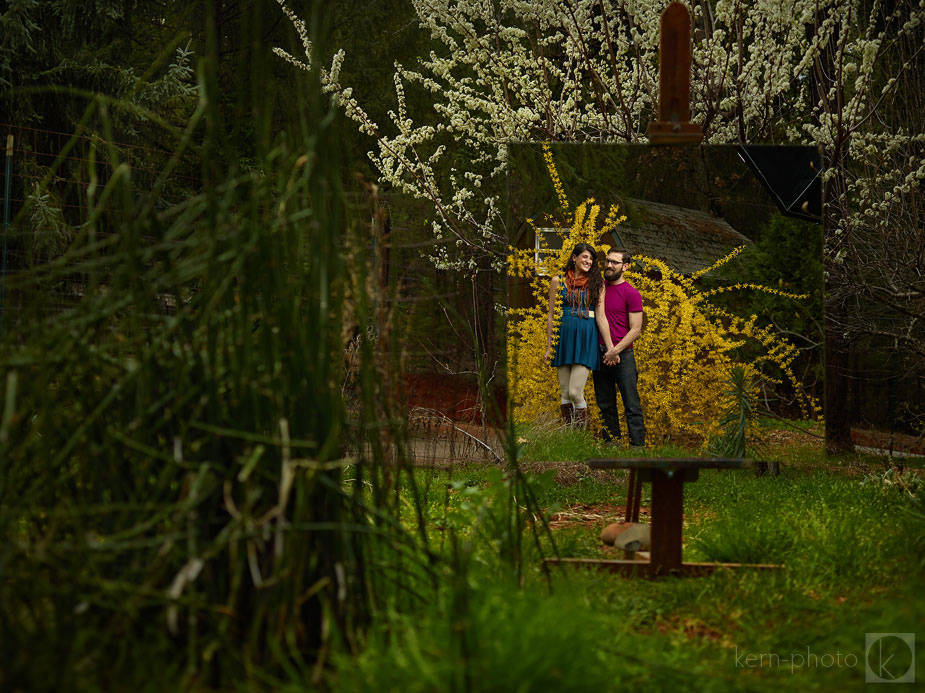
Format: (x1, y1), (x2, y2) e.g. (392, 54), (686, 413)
(648, 470), (684, 575)
(646, 3), (703, 144)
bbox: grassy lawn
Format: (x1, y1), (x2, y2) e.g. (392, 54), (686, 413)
(334, 419), (925, 691)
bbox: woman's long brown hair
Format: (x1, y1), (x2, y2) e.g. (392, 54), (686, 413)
(562, 243), (604, 308)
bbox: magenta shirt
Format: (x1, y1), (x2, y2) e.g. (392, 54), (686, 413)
(598, 281), (643, 350)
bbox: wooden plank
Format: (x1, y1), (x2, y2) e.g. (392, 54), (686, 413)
(588, 457), (753, 471)
(543, 557), (783, 578)
(657, 2), (692, 124)
(544, 558), (653, 577)
(674, 562), (784, 577)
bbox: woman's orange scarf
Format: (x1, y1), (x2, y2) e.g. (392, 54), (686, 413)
(564, 270), (590, 312)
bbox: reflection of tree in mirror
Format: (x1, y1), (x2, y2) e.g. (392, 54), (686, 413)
(507, 146), (820, 445)
(705, 213), (825, 415)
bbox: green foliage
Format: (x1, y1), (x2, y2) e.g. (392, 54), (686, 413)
(506, 143), (630, 224)
(720, 213), (823, 317)
(687, 468), (909, 583)
(516, 422), (611, 462)
(708, 365), (755, 459)
(331, 584), (621, 693)
(902, 494), (925, 568)
(20, 180), (70, 265)
(1, 0), (197, 128)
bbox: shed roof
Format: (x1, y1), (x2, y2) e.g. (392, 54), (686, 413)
(610, 198), (751, 275)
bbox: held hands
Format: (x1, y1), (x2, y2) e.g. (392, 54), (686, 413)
(603, 347), (621, 366)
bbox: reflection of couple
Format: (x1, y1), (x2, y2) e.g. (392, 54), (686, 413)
(544, 243), (646, 447)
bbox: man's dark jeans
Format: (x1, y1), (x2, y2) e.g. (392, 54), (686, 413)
(592, 348), (645, 446)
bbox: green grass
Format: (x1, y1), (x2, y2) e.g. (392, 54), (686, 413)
(516, 421), (610, 461)
(327, 420), (925, 692)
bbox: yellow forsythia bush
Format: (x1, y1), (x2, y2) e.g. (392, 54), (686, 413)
(507, 144), (818, 446)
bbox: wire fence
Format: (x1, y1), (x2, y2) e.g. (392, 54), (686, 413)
(1, 123), (201, 323)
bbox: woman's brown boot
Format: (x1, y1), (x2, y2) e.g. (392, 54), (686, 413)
(573, 406), (589, 429)
(560, 403), (574, 426)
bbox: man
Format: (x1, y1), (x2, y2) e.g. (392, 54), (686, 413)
(594, 248), (645, 447)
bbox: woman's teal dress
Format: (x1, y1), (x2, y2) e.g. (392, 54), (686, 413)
(551, 283), (600, 370)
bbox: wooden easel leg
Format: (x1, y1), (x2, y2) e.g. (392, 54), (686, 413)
(625, 469), (636, 522)
(631, 472), (642, 522)
(625, 469), (643, 523)
(649, 471), (684, 575)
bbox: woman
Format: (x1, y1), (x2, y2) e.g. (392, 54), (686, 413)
(544, 243), (615, 428)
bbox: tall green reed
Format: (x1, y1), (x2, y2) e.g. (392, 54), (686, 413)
(0, 5), (432, 689)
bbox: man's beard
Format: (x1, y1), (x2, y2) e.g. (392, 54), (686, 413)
(605, 268), (623, 281)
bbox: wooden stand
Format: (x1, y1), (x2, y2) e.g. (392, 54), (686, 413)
(544, 458), (783, 578)
(646, 3), (703, 145)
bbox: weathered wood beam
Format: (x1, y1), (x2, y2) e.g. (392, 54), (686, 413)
(646, 2), (704, 144)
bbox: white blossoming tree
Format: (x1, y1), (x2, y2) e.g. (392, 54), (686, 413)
(275, 0), (924, 451)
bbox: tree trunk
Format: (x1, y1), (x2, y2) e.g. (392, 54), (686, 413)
(824, 322), (854, 453)
(809, 12), (855, 455)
